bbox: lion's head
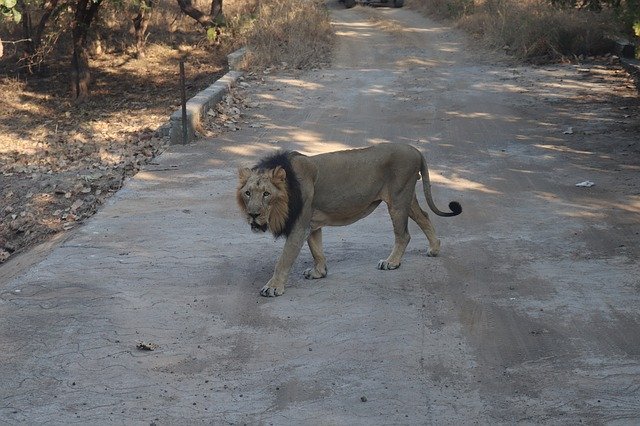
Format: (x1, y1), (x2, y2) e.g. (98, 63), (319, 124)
(237, 151), (304, 238)
(237, 166), (290, 235)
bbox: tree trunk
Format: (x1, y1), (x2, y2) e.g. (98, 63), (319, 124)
(176, 0), (223, 30)
(17, 0), (61, 73)
(209, 0), (222, 22)
(19, 0), (33, 53)
(33, 0), (60, 51)
(70, 0), (102, 102)
(133, 0), (153, 58)
(70, 43), (90, 102)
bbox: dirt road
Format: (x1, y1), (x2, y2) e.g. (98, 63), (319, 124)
(2, 2), (640, 424)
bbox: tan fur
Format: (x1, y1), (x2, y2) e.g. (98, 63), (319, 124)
(237, 144), (461, 297)
(268, 168), (289, 234)
(238, 166), (289, 236)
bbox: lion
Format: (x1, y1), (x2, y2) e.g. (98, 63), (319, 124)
(237, 143), (461, 297)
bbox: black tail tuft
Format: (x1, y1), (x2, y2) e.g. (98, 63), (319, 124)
(449, 201), (462, 216)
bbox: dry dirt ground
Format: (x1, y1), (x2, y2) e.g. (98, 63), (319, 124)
(0, 43), (234, 263)
(1, 1), (640, 424)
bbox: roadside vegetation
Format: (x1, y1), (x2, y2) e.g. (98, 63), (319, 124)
(244, 0), (334, 69)
(0, 0), (334, 263)
(407, 0), (640, 62)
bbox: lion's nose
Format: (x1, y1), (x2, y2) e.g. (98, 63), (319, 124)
(249, 213), (259, 220)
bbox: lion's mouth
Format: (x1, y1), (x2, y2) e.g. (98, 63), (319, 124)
(250, 221), (268, 233)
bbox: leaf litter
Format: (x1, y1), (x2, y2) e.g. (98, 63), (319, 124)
(0, 45), (239, 264)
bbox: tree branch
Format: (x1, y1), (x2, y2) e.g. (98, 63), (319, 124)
(176, 0), (213, 29)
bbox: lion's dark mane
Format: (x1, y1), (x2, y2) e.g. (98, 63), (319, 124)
(254, 151), (303, 239)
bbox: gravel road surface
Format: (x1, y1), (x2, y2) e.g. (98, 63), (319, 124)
(2, 2), (639, 424)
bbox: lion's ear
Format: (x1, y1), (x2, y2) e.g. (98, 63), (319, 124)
(271, 166), (286, 184)
(238, 167), (252, 184)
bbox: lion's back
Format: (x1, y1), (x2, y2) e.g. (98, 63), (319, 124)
(306, 144), (422, 207)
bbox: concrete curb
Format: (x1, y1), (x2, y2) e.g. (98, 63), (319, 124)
(169, 48), (246, 145)
(621, 58), (640, 92)
(227, 47), (246, 70)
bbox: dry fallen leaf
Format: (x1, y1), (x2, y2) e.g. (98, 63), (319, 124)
(70, 200), (84, 211)
(136, 341), (159, 351)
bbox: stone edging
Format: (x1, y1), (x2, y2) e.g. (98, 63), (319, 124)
(169, 47), (246, 144)
(621, 58), (640, 92)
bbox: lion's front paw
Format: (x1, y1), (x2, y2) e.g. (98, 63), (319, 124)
(377, 260), (400, 270)
(260, 284), (285, 297)
(303, 266), (327, 280)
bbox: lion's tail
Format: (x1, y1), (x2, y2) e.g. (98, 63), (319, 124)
(419, 154), (462, 217)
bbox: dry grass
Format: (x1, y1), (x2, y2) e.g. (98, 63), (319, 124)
(407, 0), (619, 62)
(242, 0), (335, 69)
(409, 0), (475, 19)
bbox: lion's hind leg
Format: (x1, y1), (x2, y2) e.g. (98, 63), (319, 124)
(378, 201), (411, 271)
(409, 195), (441, 257)
(303, 228), (328, 279)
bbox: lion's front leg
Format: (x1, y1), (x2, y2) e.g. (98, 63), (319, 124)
(260, 224), (309, 297)
(260, 278), (286, 297)
(303, 228), (327, 279)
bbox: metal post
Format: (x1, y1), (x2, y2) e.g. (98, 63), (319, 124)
(179, 59), (188, 144)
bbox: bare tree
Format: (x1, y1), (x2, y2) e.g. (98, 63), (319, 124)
(176, 0), (223, 30)
(2, 0), (23, 58)
(15, 0), (64, 73)
(19, 0), (61, 55)
(70, 0), (102, 102)
(132, 0), (153, 58)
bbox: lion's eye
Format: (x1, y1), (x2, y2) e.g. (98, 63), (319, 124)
(263, 191), (270, 197)
(244, 190), (250, 196)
